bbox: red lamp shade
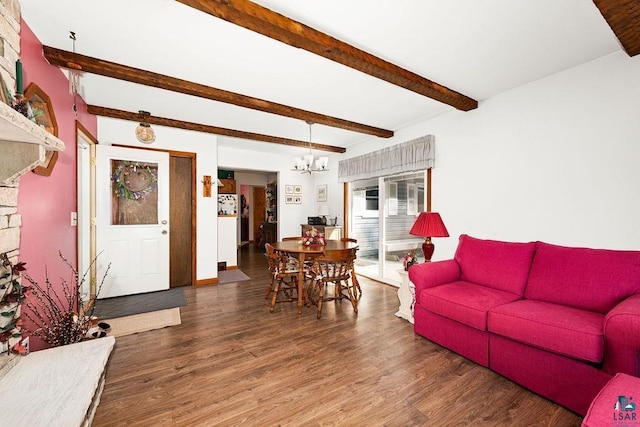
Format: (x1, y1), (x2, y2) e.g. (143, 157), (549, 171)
(409, 212), (449, 262)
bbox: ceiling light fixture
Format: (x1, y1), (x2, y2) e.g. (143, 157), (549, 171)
(135, 110), (156, 144)
(291, 121), (328, 174)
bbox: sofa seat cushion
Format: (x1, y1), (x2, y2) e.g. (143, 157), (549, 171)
(420, 281), (521, 331)
(488, 300), (604, 363)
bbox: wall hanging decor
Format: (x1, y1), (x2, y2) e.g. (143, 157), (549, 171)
(218, 194), (238, 216)
(316, 184), (327, 202)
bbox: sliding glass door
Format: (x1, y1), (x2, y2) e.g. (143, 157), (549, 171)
(350, 171), (426, 285)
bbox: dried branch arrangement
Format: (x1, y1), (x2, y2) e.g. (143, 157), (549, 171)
(20, 252), (111, 347)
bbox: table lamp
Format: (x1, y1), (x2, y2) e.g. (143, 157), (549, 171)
(318, 204), (330, 225)
(409, 212), (449, 262)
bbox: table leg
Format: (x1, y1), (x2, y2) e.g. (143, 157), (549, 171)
(297, 253), (305, 314)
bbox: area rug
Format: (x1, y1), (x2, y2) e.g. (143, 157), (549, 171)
(218, 269), (251, 284)
(93, 287), (187, 319)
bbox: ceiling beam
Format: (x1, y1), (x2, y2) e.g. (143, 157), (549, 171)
(593, 0), (640, 56)
(177, 0), (478, 111)
(87, 105), (346, 153)
(44, 46), (392, 138)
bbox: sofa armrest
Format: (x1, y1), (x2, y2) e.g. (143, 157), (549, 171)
(408, 259), (460, 305)
(603, 294), (640, 376)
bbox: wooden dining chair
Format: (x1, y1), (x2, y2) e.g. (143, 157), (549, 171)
(307, 248), (358, 319)
(279, 237), (304, 268)
(340, 238), (362, 298)
(264, 243), (300, 312)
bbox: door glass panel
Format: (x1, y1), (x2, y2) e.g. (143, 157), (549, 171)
(111, 160), (159, 225)
(382, 172), (425, 282)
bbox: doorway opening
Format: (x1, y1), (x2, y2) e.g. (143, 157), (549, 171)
(76, 122), (98, 299)
(215, 169), (276, 261)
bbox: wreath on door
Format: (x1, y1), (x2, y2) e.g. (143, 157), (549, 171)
(112, 162), (158, 200)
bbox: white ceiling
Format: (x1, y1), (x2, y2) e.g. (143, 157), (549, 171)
(20, 1), (621, 154)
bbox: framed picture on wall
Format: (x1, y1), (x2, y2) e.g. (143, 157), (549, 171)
(285, 185), (294, 194)
(285, 195), (294, 204)
(293, 185), (302, 194)
(316, 184), (327, 202)
(294, 196), (302, 204)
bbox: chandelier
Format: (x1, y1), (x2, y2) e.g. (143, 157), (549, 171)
(291, 121), (328, 174)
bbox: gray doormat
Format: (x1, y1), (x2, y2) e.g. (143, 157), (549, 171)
(93, 287), (187, 319)
(218, 269), (251, 284)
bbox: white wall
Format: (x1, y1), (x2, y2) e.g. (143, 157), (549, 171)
(98, 50), (640, 271)
(344, 51), (640, 260)
(97, 118), (219, 282)
(312, 167), (344, 227)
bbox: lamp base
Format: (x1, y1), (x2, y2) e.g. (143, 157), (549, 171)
(422, 238), (435, 262)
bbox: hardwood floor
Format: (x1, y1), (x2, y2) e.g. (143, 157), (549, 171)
(93, 244), (582, 426)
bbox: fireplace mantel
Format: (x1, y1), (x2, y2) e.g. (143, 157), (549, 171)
(0, 101), (65, 184)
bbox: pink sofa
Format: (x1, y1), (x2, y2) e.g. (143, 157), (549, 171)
(408, 234), (640, 415)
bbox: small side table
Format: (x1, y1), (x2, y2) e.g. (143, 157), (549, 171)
(396, 270), (415, 324)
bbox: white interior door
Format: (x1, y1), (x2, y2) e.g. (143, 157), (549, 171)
(96, 145), (170, 298)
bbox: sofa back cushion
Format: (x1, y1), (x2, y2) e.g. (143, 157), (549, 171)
(454, 234), (536, 295)
(525, 242), (640, 313)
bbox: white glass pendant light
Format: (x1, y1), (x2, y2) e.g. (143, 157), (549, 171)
(291, 121), (328, 174)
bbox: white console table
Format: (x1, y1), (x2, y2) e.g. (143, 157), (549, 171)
(396, 270), (416, 324)
(0, 336), (115, 426)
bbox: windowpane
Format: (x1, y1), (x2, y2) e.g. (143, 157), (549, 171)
(365, 189), (379, 211)
(111, 160), (159, 225)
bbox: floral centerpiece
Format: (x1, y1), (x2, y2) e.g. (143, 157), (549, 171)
(401, 248), (418, 271)
(300, 226), (325, 246)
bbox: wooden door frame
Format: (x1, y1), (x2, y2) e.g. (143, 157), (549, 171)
(114, 144), (197, 287)
(75, 121), (98, 296)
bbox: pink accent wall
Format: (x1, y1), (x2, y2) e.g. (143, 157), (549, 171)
(17, 21), (97, 351)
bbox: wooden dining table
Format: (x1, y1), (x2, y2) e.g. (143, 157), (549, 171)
(271, 239), (359, 314)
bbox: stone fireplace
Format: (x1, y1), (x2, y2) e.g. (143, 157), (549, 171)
(0, 0), (64, 255)
(0, 0), (22, 264)
(0, 180), (19, 258)
(0, 0), (65, 358)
